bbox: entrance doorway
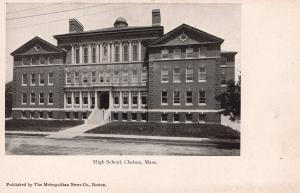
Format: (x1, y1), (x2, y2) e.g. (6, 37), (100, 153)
(98, 91), (109, 109)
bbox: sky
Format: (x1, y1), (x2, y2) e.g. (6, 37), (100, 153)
(6, 3), (241, 83)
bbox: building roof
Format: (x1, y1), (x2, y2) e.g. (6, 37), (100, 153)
(11, 36), (66, 56)
(148, 24), (224, 47)
(54, 25), (163, 39)
(221, 50), (238, 55)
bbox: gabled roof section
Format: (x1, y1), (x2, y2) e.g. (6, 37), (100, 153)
(148, 24), (224, 47)
(11, 36), (66, 56)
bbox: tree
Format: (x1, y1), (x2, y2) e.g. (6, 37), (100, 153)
(215, 80), (240, 121)
(5, 81), (13, 118)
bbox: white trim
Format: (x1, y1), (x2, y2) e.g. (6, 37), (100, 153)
(147, 109), (222, 113)
(221, 84), (228, 87)
(48, 72), (54, 85)
(15, 64), (64, 68)
(220, 65), (234, 68)
(149, 56), (220, 62)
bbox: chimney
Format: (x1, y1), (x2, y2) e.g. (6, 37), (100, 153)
(152, 9), (161, 26)
(69, 18), (84, 32)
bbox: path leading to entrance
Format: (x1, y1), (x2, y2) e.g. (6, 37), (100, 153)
(46, 109), (110, 139)
(46, 124), (99, 139)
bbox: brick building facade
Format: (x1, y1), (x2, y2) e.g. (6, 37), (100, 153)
(11, 9), (237, 124)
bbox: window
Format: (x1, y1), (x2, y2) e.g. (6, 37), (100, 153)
(74, 92), (80, 106)
(114, 43), (120, 62)
(131, 113), (137, 121)
(92, 45), (97, 63)
(122, 92), (129, 106)
(186, 67), (194, 82)
(75, 46), (80, 64)
(74, 112), (78, 119)
(103, 44), (108, 62)
(66, 92), (72, 105)
(173, 114), (180, 122)
(123, 42), (129, 62)
(22, 58), (30, 65)
(173, 49), (181, 59)
(132, 42), (138, 61)
(132, 69), (138, 83)
(30, 92), (35, 104)
(22, 111), (26, 119)
(141, 92), (147, 106)
(113, 113), (118, 121)
(91, 71), (96, 83)
(186, 114), (192, 122)
(39, 73), (45, 85)
(32, 57), (38, 65)
(221, 72), (227, 86)
(122, 113), (128, 121)
(31, 73), (36, 85)
(39, 93), (44, 104)
(22, 73), (27, 86)
(199, 114), (206, 123)
(161, 91), (168, 105)
(141, 68), (147, 83)
(105, 71), (111, 83)
(66, 72), (72, 84)
(186, 48), (194, 58)
(22, 93), (27, 104)
(199, 90), (206, 104)
(161, 49), (169, 59)
(48, 111), (53, 119)
(82, 72), (88, 84)
(131, 91), (138, 106)
(40, 57), (46, 65)
(99, 71), (104, 83)
(48, 72), (53, 85)
(161, 113), (168, 122)
(74, 72), (80, 84)
(49, 56), (54, 64)
(186, 91), (193, 105)
(83, 112), (88, 119)
(113, 92), (120, 105)
(83, 46), (88, 63)
(48, 92), (53, 105)
(82, 92), (88, 105)
(161, 67), (169, 83)
(173, 91), (180, 105)
(122, 71), (129, 83)
(30, 111), (35, 119)
(66, 112), (71, 119)
(39, 111), (44, 119)
(113, 70), (119, 83)
(141, 113), (147, 121)
(173, 67), (181, 82)
(198, 67), (207, 82)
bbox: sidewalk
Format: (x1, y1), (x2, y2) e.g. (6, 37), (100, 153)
(5, 130), (240, 144)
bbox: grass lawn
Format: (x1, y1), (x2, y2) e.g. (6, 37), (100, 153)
(5, 119), (84, 132)
(86, 122), (240, 139)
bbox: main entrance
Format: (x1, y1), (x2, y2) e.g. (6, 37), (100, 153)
(98, 91), (109, 109)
